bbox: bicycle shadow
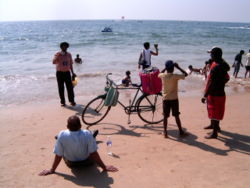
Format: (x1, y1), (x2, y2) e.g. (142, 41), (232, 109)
(55, 164), (114, 188)
(88, 123), (145, 138)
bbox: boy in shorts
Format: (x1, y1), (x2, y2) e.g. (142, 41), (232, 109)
(159, 60), (188, 138)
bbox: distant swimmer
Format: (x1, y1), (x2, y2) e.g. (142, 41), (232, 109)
(232, 50), (244, 78)
(74, 54), (83, 64)
(138, 42), (158, 70)
(245, 49), (250, 78)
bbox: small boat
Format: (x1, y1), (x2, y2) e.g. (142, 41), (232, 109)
(102, 27), (112, 32)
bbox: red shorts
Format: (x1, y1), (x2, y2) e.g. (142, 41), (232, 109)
(207, 95), (226, 120)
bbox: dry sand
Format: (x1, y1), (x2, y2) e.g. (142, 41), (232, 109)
(0, 92), (249, 188)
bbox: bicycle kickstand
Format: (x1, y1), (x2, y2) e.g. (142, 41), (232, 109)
(127, 99), (131, 124)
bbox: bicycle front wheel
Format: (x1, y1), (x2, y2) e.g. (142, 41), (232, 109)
(82, 95), (111, 126)
(137, 93), (163, 124)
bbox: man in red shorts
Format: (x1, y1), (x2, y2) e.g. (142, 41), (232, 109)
(202, 47), (230, 139)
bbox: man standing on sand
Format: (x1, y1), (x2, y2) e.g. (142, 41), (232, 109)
(245, 49), (250, 78)
(158, 60), (188, 138)
(232, 50), (244, 78)
(202, 47), (230, 139)
(138, 42), (158, 69)
(39, 115), (118, 176)
(53, 42), (76, 106)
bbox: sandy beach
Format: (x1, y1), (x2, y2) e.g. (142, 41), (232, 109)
(0, 90), (249, 188)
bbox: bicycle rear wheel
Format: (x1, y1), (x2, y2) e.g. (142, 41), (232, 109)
(82, 95), (111, 126)
(137, 93), (163, 124)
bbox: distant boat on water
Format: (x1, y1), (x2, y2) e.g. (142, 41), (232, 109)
(101, 27), (112, 32)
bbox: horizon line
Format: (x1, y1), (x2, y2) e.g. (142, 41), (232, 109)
(0, 18), (250, 24)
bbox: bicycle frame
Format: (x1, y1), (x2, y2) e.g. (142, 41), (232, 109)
(82, 73), (163, 125)
(105, 73), (144, 114)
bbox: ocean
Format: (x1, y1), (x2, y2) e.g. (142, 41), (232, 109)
(0, 20), (250, 107)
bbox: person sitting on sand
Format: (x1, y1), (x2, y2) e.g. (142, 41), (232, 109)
(122, 71), (132, 87)
(74, 54), (83, 64)
(245, 49), (250, 78)
(232, 50), (244, 78)
(202, 47), (230, 139)
(188, 65), (203, 75)
(138, 42), (158, 70)
(158, 60), (188, 138)
(39, 115), (118, 176)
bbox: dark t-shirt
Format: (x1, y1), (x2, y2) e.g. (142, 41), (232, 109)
(206, 61), (230, 96)
(235, 53), (242, 65)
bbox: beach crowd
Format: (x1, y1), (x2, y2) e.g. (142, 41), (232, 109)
(39, 41), (249, 177)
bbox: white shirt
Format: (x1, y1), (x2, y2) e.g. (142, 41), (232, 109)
(246, 53), (250, 66)
(54, 129), (97, 161)
(142, 49), (152, 66)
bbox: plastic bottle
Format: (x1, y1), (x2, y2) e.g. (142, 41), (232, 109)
(106, 136), (112, 155)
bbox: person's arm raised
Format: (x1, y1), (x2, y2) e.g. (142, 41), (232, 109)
(151, 45), (159, 56)
(174, 63), (188, 77)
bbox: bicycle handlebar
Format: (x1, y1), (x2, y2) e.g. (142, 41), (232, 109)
(106, 73), (118, 88)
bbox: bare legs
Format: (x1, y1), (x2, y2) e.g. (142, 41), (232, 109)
(205, 120), (220, 139)
(163, 115), (186, 138)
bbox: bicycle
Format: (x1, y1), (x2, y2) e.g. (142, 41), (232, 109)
(82, 73), (163, 126)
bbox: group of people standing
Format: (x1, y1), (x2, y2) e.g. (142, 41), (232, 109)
(232, 49), (250, 78)
(157, 46), (230, 139)
(43, 41), (242, 177)
(136, 42), (231, 139)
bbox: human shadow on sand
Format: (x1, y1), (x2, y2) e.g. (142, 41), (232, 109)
(55, 165), (114, 188)
(97, 123), (231, 156)
(86, 122), (250, 156)
(218, 130), (250, 155)
(64, 104), (85, 116)
(167, 129), (230, 156)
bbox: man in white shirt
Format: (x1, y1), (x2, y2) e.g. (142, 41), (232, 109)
(245, 49), (250, 78)
(138, 42), (158, 69)
(39, 116), (118, 176)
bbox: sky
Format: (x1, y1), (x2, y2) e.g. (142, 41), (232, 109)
(0, 0), (250, 23)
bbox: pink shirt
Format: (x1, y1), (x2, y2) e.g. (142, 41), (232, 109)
(53, 52), (73, 72)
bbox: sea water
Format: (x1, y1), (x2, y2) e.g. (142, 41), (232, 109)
(0, 20), (250, 106)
